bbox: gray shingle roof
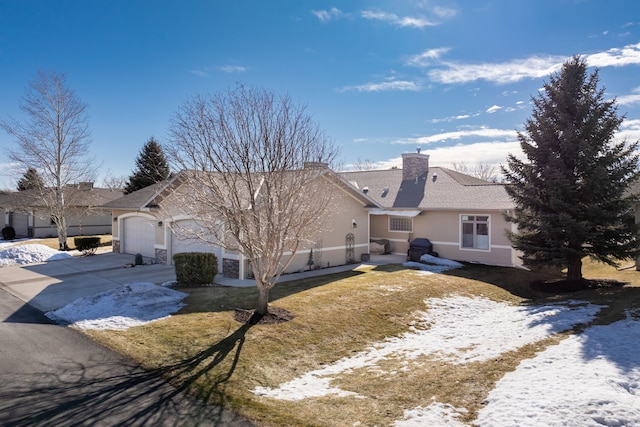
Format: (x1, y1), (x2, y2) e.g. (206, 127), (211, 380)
(0, 186), (124, 210)
(101, 181), (169, 210)
(340, 167), (514, 211)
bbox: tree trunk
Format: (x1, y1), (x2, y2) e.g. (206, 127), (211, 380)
(255, 284), (270, 317)
(566, 256), (583, 281)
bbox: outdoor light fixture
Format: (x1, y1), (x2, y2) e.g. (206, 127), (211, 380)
(157, 221), (163, 227)
(352, 219), (357, 228)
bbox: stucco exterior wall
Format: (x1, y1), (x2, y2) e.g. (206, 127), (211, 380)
(30, 210), (112, 238)
(274, 188), (370, 275)
(370, 210), (519, 267)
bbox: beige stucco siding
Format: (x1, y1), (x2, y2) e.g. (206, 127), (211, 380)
(31, 210), (112, 238)
(275, 187), (370, 274)
(371, 210), (519, 267)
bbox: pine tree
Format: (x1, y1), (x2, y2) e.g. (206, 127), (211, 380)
(502, 56), (640, 282)
(123, 137), (170, 194)
(17, 167), (45, 191)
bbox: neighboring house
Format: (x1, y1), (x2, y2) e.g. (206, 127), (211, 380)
(340, 150), (520, 267)
(103, 168), (376, 280)
(0, 182), (122, 238)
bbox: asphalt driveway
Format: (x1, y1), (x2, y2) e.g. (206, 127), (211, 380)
(0, 253), (254, 426)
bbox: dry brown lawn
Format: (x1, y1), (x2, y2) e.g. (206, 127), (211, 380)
(82, 259), (640, 426)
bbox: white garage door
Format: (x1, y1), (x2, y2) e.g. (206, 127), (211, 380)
(122, 216), (156, 258)
(171, 220), (223, 271)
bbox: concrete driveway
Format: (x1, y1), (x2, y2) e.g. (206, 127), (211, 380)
(0, 252), (177, 312)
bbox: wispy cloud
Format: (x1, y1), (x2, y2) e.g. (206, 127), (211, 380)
(486, 105), (503, 114)
(406, 47), (451, 67)
(339, 79), (422, 93)
(615, 87), (640, 106)
(190, 69), (208, 77)
(410, 42), (640, 85)
(396, 127), (518, 144)
(361, 10), (438, 28)
(311, 7), (343, 23)
(430, 114), (474, 124)
(428, 56), (565, 85)
(219, 65), (248, 73)
(586, 42), (640, 67)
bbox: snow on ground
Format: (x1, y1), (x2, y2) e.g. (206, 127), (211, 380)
(253, 296), (603, 400)
(46, 282), (188, 330)
(7, 242), (640, 424)
(403, 253), (464, 273)
(474, 309), (640, 427)
(0, 243), (72, 266)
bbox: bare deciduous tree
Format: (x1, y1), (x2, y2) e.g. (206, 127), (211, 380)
(351, 158), (378, 171)
(451, 161), (499, 182)
(168, 85), (339, 319)
(1, 70), (95, 250)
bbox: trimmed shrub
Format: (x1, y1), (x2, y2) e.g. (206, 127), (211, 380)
(74, 236), (101, 255)
(173, 252), (218, 285)
(1, 226), (16, 240)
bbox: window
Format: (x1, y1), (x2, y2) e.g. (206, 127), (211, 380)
(389, 216), (412, 232)
(461, 215), (489, 250)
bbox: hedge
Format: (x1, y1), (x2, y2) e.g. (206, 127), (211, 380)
(74, 236), (101, 255)
(173, 252), (218, 285)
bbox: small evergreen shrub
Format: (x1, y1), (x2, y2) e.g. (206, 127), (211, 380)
(134, 253), (144, 265)
(173, 252), (218, 285)
(2, 226), (16, 240)
(74, 236), (101, 255)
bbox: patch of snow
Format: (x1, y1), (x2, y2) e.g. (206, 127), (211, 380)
(0, 243), (72, 266)
(403, 254), (463, 273)
(475, 309), (640, 426)
(396, 400), (468, 427)
(46, 282), (188, 330)
(252, 296), (602, 401)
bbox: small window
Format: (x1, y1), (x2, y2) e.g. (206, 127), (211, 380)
(461, 215), (490, 250)
(389, 216), (412, 232)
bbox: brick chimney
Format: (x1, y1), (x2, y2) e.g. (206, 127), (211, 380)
(402, 148), (429, 181)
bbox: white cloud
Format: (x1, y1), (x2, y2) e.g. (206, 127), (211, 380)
(311, 8), (343, 23)
(430, 114), (473, 123)
(339, 79), (422, 93)
(486, 105), (503, 114)
(219, 65), (248, 73)
(361, 10), (437, 28)
(190, 69), (208, 77)
(586, 42), (640, 67)
(618, 118), (640, 142)
(411, 42), (640, 85)
(397, 127), (518, 144)
(428, 56), (565, 85)
(615, 87), (640, 106)
(376, 140), (524, 171)
(406, 47), (451, 67)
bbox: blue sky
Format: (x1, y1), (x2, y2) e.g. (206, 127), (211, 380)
(1, 0), (640, 189)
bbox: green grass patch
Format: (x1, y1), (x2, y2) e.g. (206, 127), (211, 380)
(83, 258), (640, 426)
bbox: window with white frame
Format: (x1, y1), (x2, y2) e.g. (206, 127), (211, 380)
(389, 216), (412, 232)
(461, 215), (489, 250)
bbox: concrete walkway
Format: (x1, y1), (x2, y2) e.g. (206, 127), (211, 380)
(0, 250), (406, 313)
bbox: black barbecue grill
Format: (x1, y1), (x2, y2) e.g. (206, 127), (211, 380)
(408, 238), (435, 262)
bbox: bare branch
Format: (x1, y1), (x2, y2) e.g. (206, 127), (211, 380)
(167, 85), (339, 315)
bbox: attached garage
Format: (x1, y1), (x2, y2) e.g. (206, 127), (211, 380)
(122, 216), (156, 258)
(170, 219), (223, 271)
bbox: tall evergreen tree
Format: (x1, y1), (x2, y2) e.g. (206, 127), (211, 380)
(123, 137), (170, 194)
(503, 56), (640, 282)
(17, 167), (45, 191)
